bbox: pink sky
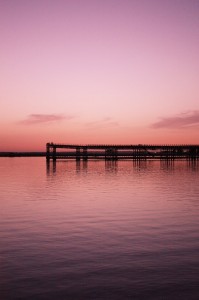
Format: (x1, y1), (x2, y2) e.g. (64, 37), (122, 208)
(0, 0), (199, 151)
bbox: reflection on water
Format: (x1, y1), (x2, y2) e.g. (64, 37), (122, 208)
(1, 158), (199, 300)
(46, 158), (199, 176)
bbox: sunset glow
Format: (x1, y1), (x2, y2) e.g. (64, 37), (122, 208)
(1, 0), (199, 151)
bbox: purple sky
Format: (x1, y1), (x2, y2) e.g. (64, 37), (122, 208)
(0, 0), (199, 150)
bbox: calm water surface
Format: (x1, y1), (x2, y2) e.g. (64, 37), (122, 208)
(1, 158), (199, 299)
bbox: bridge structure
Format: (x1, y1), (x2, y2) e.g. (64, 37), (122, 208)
(46, 143), (199, 161)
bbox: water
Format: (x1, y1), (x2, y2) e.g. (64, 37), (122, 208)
(1, 158), (199, 299)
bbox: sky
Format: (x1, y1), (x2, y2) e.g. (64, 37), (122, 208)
(0, 0), (199, 151)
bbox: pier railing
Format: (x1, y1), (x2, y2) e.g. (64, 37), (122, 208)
(46, 143), (199, 161)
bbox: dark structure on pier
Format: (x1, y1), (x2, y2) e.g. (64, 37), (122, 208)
(46, 143), (199, 161)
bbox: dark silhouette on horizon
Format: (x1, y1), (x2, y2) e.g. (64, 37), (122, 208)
(46, 143), (199, 161)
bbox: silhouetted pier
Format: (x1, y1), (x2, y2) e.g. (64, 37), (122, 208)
(46, 143), (199, 161)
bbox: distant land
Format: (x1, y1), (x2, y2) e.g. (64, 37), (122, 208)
(0, 152), (46, 157)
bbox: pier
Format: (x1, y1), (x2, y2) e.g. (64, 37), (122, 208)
(46, 143), (199, 161)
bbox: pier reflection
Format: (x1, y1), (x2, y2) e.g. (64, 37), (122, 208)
(160, 158), (199, 172)
(105, 160), (118, 173)
(160, 159), (175, 171)
(46, 159), (57, 175)
(133, 159), (147, 170)
(46, 159), (89, 176)
(76, 160), (88, 173)
(187, 158), (199, 171)
(46, 158), (199, 177)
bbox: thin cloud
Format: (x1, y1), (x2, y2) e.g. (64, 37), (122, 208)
(19, 114), (73, 125)
(85, 117), (119, 129)
(151, 111), (199, 129)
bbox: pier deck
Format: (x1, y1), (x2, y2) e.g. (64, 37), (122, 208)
(46, 143), (199, 161)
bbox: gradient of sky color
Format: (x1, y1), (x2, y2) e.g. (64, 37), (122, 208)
(0, 0), (199, 151)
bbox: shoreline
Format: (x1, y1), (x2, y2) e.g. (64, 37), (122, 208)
(0, 152), (46, 157)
